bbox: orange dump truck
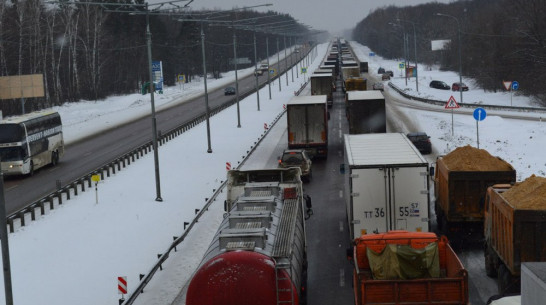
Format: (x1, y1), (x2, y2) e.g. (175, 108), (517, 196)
(351, 231), (468, 305)
(484, 176), (546, 295)
(434, 145), (516, 238)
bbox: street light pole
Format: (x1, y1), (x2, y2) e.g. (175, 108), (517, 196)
(145, 5), (163, 201)
(200, 22), (213, 153)
(436, 13), (463, 104)
(284, 34), (289, 86)
(233, 28), (241, 127)
(266, 36), (271, 99)
(290, 36), (294, 82)
(277, 37), (281, 92)
(253, 27), (260, 111)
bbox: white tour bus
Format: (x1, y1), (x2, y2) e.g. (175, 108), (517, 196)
(0, 111), (64, 175)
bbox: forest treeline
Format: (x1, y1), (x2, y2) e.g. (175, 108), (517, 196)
(0, 0), (307, 116)
(352, 0), (546, 106)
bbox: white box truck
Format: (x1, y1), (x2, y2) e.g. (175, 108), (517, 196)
(287, 95), (329, 158)
(342, 133), (431, 240)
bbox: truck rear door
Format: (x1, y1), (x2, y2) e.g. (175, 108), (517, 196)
(390, 167), (430, 232)
(350, 168), (388, 239)
(350, 166), (430, 239)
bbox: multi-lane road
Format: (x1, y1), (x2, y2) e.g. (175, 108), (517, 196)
(2, 47), (311, 216)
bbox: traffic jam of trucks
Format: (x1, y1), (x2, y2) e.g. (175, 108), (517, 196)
(184, 39), (545, 305)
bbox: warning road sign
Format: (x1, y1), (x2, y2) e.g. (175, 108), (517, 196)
(503, 80), (512, 91)
(445, 96), (460, 109)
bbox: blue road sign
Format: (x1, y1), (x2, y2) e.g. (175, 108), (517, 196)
(369, 52), (375, 56)
(511, 81), (519, 91)
(473, 107), (487, 121)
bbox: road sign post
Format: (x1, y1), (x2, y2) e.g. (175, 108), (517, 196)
(92, 174), (100, 204)
(473, 107), (487, 148)
(503, 80), (518, 106)
(445, 96), (460, 136)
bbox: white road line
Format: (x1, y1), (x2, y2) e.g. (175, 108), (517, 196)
(339, 190), (343, 198)
(6, 185), (19, 191)
(339, 221), (344, 232)
(339, 130), (342, 138)
(339, 268), (345, 287)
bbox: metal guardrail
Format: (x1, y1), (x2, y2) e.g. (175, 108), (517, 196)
(388, 82), (546, 114)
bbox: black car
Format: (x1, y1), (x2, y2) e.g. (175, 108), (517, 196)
(378, 67), (385, 74)
(386, 70), (394, 77)
(429, 80), (450, 90)
(407, 132), (432, 154)
(224, 86), (236, 95)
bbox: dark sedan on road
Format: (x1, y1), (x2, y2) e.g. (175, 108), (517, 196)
(224, 86), (236, 95)
(407, 132), (432, 154)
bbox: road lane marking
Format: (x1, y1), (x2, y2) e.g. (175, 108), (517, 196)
(339, 130), (342, 138)
(339, 190), (343, 198)
(340, 268), (345, 287)
(6, 185), (19, 191)
(339, 221), (344, 232)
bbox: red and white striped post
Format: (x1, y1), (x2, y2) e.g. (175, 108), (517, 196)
(118, 276), (127, 299)
(264, 123), (269, 130)
(226, 162), (231, 171)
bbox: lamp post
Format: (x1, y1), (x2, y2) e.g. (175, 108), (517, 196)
(200, 22), (213, 153)
(233, 27), (241, 127)
(145, 6), (164, 200)
(277, 37), (281, 92)
(266, 36), (271, 100)
(253, 26), (260, 111)
(436, 13), (463, 104)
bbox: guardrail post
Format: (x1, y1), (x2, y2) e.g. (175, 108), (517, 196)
(56, 192), (62, 205)
(8, 218), (14, 233)
(40, 200), (46, 215)
(18, 211), (25, 227)
(30, 206), (36, 221)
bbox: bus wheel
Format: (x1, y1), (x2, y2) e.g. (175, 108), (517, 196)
(29, 161), (34, 176)
(51, 151), (58, 166)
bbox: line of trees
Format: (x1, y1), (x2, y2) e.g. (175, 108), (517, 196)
(352, 0), (546, 106)
(0, 0), (307, 116)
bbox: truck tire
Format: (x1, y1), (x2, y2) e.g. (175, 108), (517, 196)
(484, 244), (498, 277)
(497, 264), (512, 294)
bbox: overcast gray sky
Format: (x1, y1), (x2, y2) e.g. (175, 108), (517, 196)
(182, 0), (453, 35)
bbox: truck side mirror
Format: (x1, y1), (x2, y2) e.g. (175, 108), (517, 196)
(340, 163), (346, 174)
(429, 166), (435, 177)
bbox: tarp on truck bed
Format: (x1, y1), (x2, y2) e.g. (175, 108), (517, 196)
(367, 242), (440, 280)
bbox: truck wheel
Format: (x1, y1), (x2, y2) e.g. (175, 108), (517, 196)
(497, 264), (512, 294)
(484, 245), (498, 278)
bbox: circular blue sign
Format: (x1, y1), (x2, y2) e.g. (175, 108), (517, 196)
(511, 81), (519, 91)
(473, 107), (487, 121)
